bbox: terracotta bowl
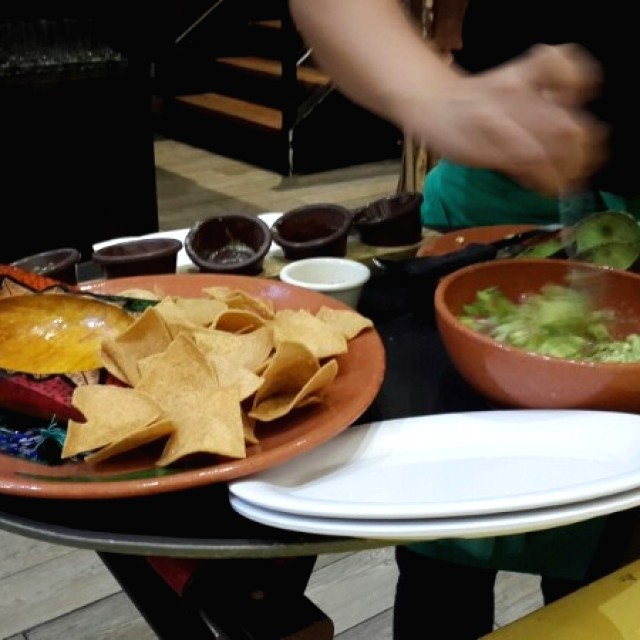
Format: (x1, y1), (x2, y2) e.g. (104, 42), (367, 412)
(185, 213), (271, 275)
(417, 224), (536, 257)
(10, 247), (81, 285)
(92, 238), (182, 279)
(353, 192), (423, 247)
(270, 203), (353, 260)
(435, 258), (640, 412)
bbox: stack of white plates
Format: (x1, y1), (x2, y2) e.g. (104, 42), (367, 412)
(229, 410), (640, 540)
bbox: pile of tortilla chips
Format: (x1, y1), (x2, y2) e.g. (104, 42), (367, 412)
(61, 285), (373, 467)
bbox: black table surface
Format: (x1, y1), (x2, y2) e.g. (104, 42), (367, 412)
(0, 272), (489, 558)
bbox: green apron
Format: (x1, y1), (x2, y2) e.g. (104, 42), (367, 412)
(408, 519), (607, 580)
(421, 159), (639, 229)
(413, 160), (639, 580)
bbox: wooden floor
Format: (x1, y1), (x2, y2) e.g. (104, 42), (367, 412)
(0, 137), (544, 639)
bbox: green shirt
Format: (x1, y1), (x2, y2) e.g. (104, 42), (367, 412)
(421, 159), (639, 229)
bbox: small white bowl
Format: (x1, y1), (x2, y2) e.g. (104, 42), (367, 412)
(279, 257), (371, 308)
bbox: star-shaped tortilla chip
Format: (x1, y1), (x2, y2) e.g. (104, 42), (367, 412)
(62, 385), (164, 458)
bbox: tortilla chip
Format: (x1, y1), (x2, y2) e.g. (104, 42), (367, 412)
(156, 386), (246, 466)
(172, 297), (228, 327)
(136, 333), (219, 402)
(84, 418), (175, 464)
(225, 291), (275, 320)
(116, 288), (162, 301)
(295, 394), (324, 409)
(254, 341), (320, 403)
(213, 309), (266, 333)
(203, 287), (275, 319)
(208, 354), (264, 400)
(62, 385), (163, 458)
(202, 285), (234, 301)
(316, 306), (374, 340)
(61, 284), (360, 466)
(136, 334), (245, 463)
(250, 359), (339, 422)
(101, 306), (173, 386)
(99, 343), (130, 385)
(193, 325), (273, 372)
(137, 352), (162, 379)
(152, 296), (201, 337)
(242, 413), (259, 445)
(272, 309), (348, 359)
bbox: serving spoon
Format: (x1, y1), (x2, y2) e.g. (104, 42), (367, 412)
(373, 226), (562, 280)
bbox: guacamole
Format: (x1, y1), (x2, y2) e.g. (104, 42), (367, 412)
(459, 284), (640, 362)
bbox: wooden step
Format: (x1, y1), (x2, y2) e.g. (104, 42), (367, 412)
(248, 19), (281, 30)
(216, 56), (330, 89)
(173, 93), (282, 132)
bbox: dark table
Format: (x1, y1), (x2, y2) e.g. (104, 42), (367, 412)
(0, 272), (488, 639)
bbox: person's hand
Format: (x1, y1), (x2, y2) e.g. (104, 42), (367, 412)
(289, 0), (604, 196)
(401, 44), (607, 196)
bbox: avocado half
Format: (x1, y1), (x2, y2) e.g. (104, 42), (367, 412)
(573, 210), (640, 253)
(514, 211), (640, 270)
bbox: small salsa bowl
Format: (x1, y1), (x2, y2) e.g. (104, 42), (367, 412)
(10, 247), (81, 285)
(92, 238), (182, 279)
(185, 213), (271, 276)
(270, 204), (353, 260)
(353, 192), (423, 247)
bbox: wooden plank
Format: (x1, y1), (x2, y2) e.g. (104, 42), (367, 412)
(216, 56), (330, 88)
(248, 19), (282, 30)
(494, 571), (543, 629)
(0, 550), (121, 638)
(173, 93), (282, 132)
(26, 592), (157, 640)
(306, 548), (398, 635)
(0, 530), (74, 579)
(336, 610), (393, 640)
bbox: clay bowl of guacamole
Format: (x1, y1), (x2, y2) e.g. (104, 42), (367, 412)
(435, 258), (640, 412)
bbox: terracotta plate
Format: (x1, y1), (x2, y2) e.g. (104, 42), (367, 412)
(417, 225), (537, 257)
(0, 274), (385, 499)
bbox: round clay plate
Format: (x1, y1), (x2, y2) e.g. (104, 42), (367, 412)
(0, 274), (385, 499)
(417, 225), (537, 257)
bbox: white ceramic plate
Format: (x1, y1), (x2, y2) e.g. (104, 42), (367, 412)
(229, 410), (640, 519)
(93, 213), (282, 273)
(229, 485), (640, 540)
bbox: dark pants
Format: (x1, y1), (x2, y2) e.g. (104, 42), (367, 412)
(393, 547), (582, 639)
(393, 509), (640, 639)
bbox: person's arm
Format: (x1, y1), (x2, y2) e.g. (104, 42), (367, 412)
(289, 0), (605, 196)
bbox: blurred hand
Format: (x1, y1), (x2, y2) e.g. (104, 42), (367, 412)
(289, 0), (605, 197)
(404, 44), (608, 196)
